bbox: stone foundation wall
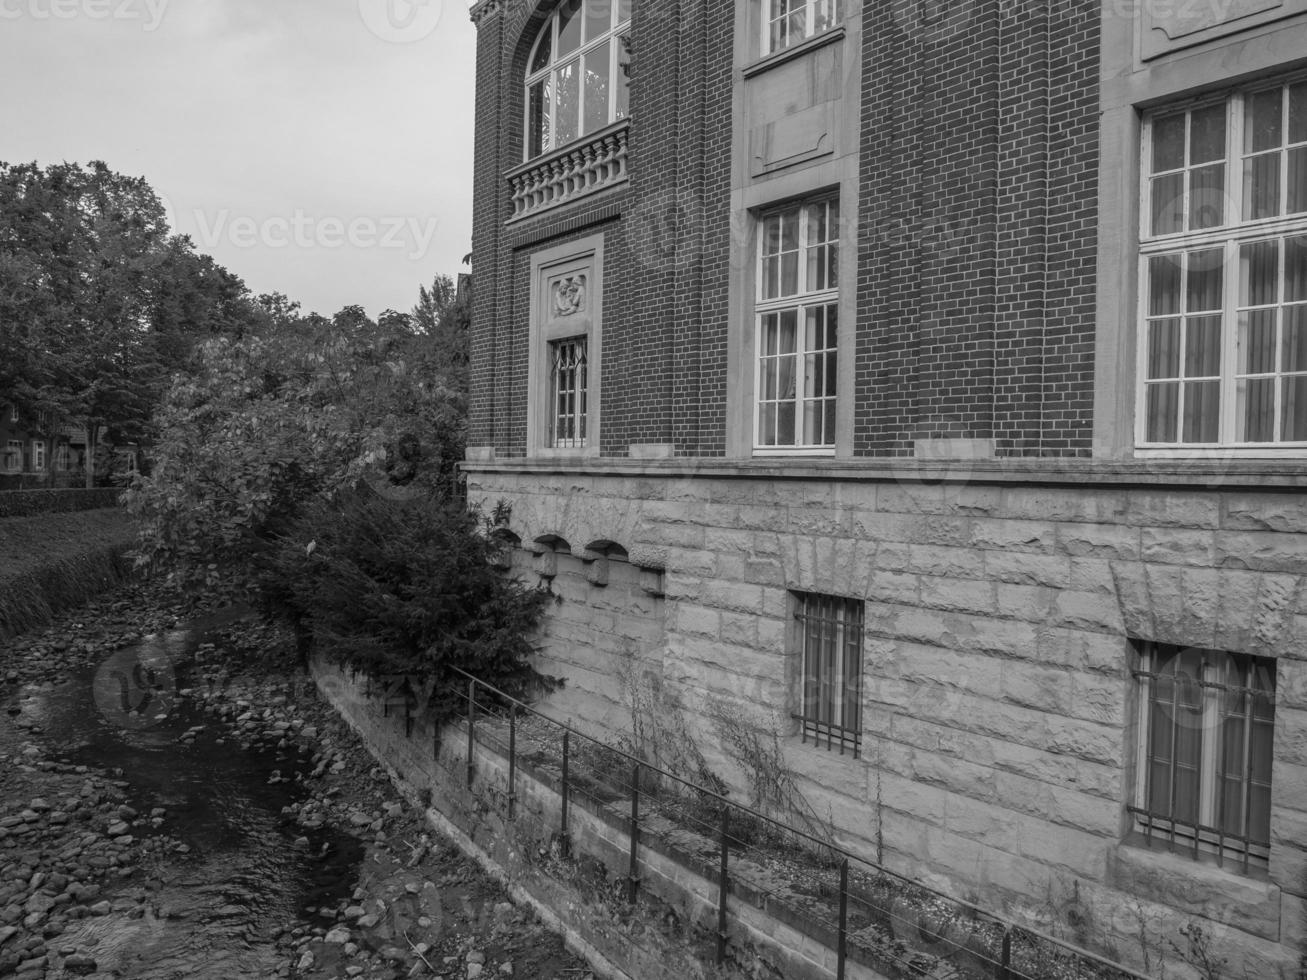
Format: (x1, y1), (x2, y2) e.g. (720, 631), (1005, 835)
(468, 461), (1307, 978)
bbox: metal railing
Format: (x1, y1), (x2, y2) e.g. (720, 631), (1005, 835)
(382, 668), (1153, 980)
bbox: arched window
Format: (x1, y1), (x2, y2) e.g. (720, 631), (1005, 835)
(525, 0), (632, 160)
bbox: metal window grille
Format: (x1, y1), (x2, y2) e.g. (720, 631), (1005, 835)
(1130, 642), (1276, 870)
(795, 593), (862, 756)
(549, 337), (588, 448)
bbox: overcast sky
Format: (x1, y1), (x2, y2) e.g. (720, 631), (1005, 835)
(0, 0), (477, 319)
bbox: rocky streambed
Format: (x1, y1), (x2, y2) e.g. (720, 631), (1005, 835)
(0, 581), (593, 980)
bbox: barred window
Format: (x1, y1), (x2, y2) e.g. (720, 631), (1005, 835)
(756, 196), (839, 452)
(764, 0), (841, 55)
(1130, 642), (1276, 870)
(1140, 78), (1307, 449)
(794, 593), (862, 756)
(549, 337), (588, 448)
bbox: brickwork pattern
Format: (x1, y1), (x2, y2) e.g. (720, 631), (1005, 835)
(854, 0), (1099, 456)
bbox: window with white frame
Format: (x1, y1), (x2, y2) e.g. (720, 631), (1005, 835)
(55, 444), (69, 471)
(756, 196), (839, 451)
(1130, 642), (1276, 870)
(525, 0), (631, 160)
(4, 440), (21, 473)
(31, 440), (45, 471)
(1140, 78), (1307, 449)
(763, 0), (841, 55)
(8, 404), (16, 423)
(794, 592), (863, 756)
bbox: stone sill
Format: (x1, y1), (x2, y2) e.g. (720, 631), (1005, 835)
(459, 454), (1307, 491)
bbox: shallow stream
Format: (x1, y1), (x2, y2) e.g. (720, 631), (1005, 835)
(15, 611), (362, 979)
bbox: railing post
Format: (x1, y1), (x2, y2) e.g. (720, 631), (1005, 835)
(1001, 926), (1012, 980)
(560, 732), (570, 856)
(837, 858), (849, 980)
(466, 680), (476, 788)
(507, 708), (517, 820)
(628, 761), (641, 904)
(716, 807), (730, 965)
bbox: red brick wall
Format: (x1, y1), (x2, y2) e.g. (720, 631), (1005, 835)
(856, 0), (1099, 457)
(472, 0), (1100, 459)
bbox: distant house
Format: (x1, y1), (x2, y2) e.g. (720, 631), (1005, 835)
(466, 0), (1307, 976)
(0, 399), (76, 488)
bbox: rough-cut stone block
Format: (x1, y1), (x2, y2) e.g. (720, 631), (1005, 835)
(1057, 523), (1142, 560)
(1001, 662), (1073, 714)
(970, 518), (1057, 554)
(995, 583), (1055, 622)
(906, 543), (986, 578)
(985, 550), (1072, 587)
(919, 575), (996, 616)
(1051, 590), (1124, 634)
(866, 570), (920, 604)
(999, 486), (1129, 524)
(1126, 493), (1221, 529)
(1217, 530), (1307, 575)
(1140, 527), (1216, 567)
(1223, 493), (1307, 533)
(1107, 845), (1282, 943)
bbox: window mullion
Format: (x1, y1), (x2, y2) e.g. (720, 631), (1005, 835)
(1223, 238), (1239, 443)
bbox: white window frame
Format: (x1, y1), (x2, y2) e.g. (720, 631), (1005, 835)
(754, 194), (839, 455)
(31, 440), (45, 471)
(4, 440), (21, 473)
(793, 592), (863, 756)
(761, 0), (842, 56)
(1137, 76), (1307, 455)
(526, 235), (604, 457)
(1131, 642), (1276, 872)
(54, 444), (69, 472)
(8, 404), (16, 424)
(524, 0), (631, 161)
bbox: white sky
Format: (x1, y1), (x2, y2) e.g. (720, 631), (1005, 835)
(0, 0), (477, 319)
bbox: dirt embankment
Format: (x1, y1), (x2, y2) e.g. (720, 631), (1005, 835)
(0, 510), (137, 640)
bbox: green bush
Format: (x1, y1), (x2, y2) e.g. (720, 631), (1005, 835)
(262, 490), (555, 721)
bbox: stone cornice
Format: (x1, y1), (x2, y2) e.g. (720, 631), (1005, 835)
(460, 455), (1307, 491)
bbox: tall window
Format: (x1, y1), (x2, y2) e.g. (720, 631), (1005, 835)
(31, 440), (45, 471)
(794, 593), (863, 756)
(1130, 642), (1276, 870)
(525, 0), (632, 160)
(1140, 78), (1307, 449)
(55, 444), (69, 472)
(764, 0), (841, 55)
(4, 440), (21, 473)
(549, 337), (588, 448)
(756, 196), (839, 451)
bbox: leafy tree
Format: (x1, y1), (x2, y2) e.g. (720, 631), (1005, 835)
(411, 273), (470, 393)
(0, 160), (264, 484)
(126, 306), (467, 594)
(262, 491), (554, 716)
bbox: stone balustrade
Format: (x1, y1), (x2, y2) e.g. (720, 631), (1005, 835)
(507, 121), (628, 221)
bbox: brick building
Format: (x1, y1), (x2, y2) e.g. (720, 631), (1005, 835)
(466, 0), (1307, 973)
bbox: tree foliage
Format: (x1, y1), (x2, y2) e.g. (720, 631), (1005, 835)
(411, 273), (470, 394)
(125, 306), (467, 594)
(263, 491), (553, 717)
(0, 160), (264, 482)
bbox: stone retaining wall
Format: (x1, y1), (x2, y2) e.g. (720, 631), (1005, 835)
(311, 658), (899, 980)
(466, 461), (1307, 978)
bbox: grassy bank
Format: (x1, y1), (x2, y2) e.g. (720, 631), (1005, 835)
(0, 508), (138, 639)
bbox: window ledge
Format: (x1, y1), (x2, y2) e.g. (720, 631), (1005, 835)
(1108, 840), (1281, 941)
(506, 120), (630, 223)
(742, 26), (845, 79)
